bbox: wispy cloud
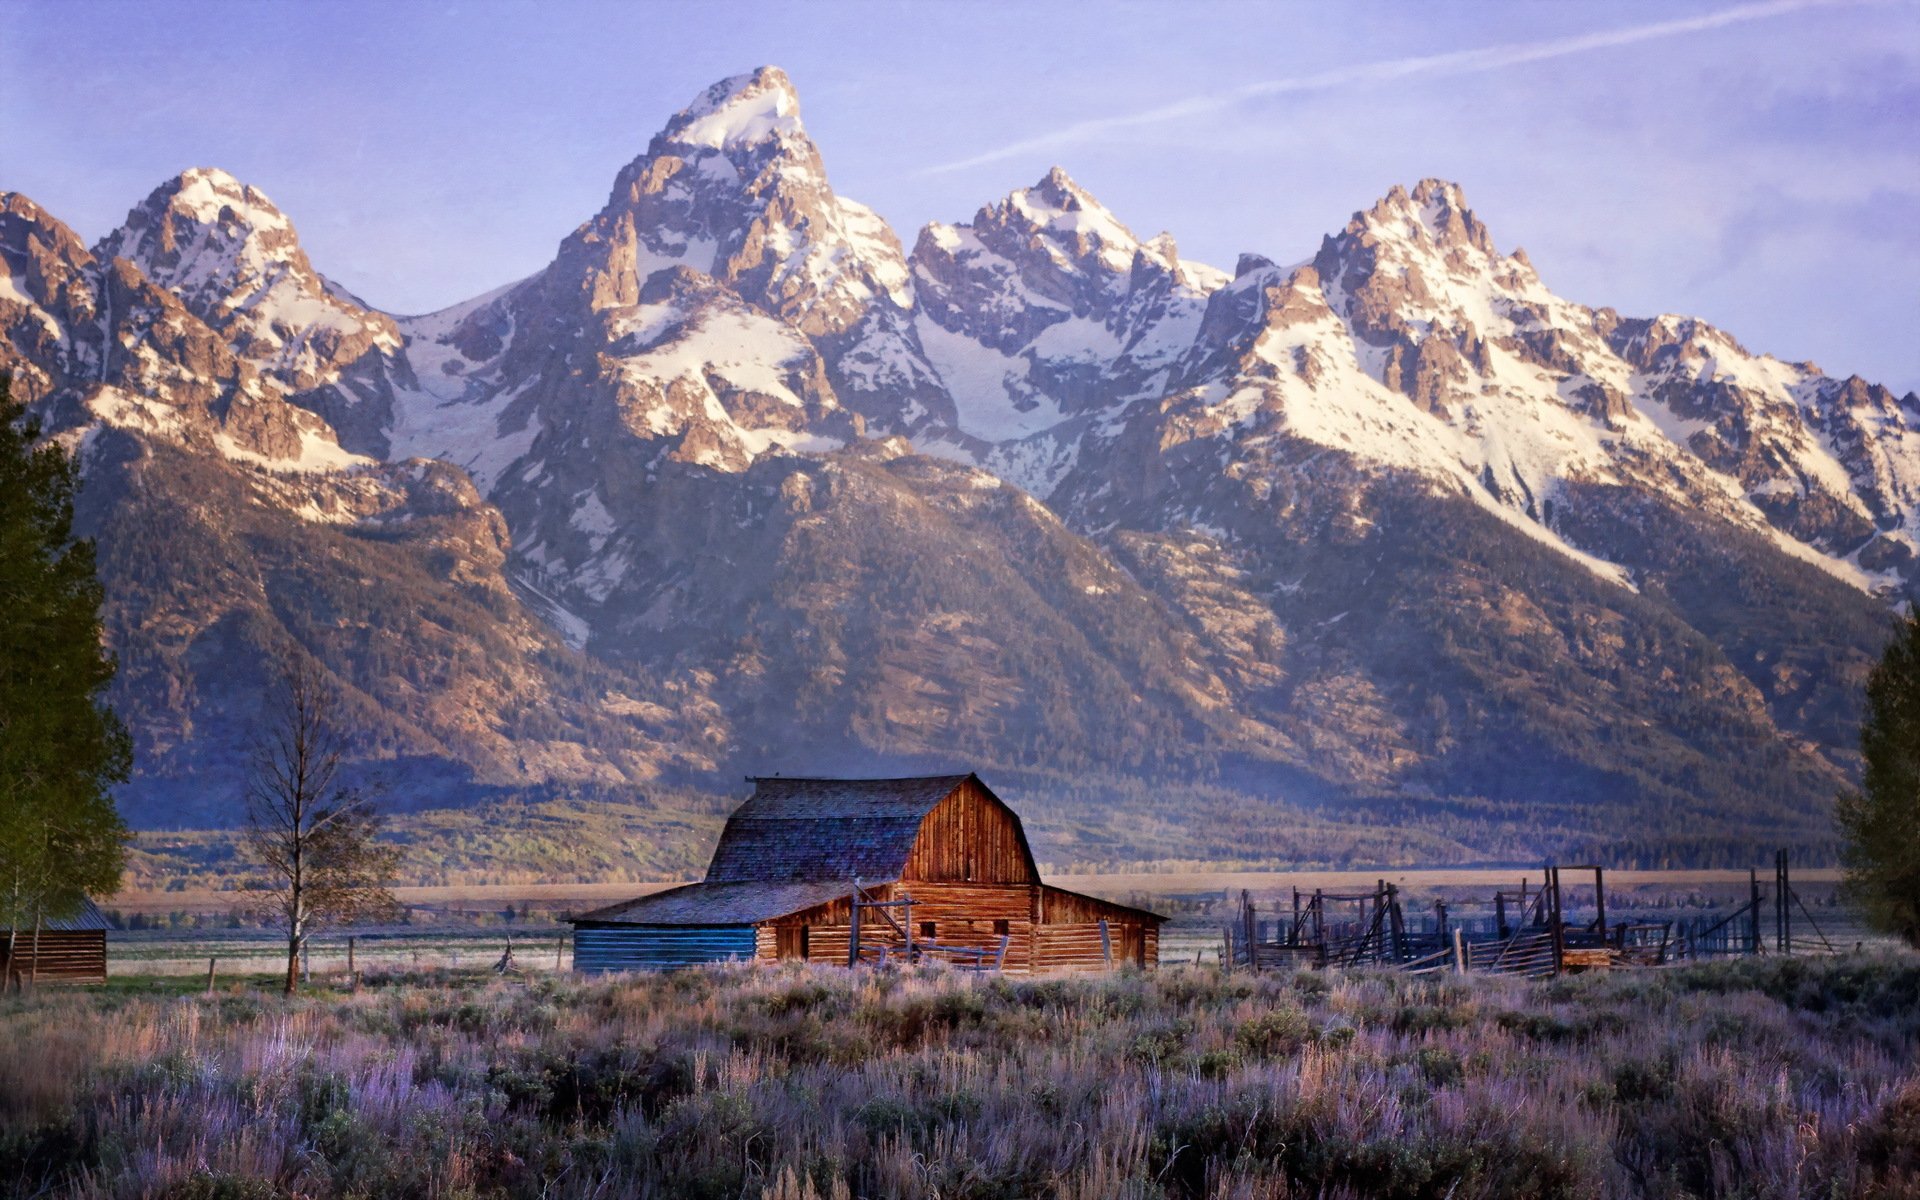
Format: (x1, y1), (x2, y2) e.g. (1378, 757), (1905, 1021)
(919, 0), (1848, 176)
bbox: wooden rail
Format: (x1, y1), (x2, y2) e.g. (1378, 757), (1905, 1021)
(1222, 849), (1833, 981)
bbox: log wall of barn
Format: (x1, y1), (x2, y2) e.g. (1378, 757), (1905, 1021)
(0, 932), (107, 983)
(762, 881), (1158, 974)
(900, 781), (1037, 884)
(768, 883), (1037, 969)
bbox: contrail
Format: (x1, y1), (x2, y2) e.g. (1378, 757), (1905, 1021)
(918, 0), (1845, 176)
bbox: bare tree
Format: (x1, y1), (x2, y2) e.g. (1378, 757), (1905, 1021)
(243, 655), (400, 994)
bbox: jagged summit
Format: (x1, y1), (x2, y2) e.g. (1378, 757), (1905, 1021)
(658, 65), (805, 153)
(1234, 252), (1276, 279)
(135, 168), (291, 232)
(1335, 177), (1499, 260)
(97, 166), (398, 393)
(991, 166), (1150, 277)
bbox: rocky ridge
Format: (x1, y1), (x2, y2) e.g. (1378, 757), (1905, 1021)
(2, 67), (1914, 860)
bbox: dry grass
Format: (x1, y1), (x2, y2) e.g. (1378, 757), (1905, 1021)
(1, 956), (1915, 1199)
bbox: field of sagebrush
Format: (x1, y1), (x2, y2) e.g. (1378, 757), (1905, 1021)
(2, 957), (1916, 1200)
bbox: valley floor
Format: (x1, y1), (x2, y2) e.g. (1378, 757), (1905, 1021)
(2, 956), (1915, 1199)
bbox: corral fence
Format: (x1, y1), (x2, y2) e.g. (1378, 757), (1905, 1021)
(847, 880), (1011, 972)
(1223, 850), (1857, 979)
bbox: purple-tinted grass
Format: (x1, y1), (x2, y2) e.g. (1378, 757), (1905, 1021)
(0, 955), (1914, 1199)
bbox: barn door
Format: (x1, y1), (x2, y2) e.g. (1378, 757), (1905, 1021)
(1120, 925), (1144, 966)
(775, 925), (806, 960)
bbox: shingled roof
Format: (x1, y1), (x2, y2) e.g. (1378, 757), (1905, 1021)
(572, 880), (852, 926)
(702, 775), (975, 884)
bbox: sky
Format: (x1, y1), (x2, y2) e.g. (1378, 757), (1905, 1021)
(4, 0), (1917, 391)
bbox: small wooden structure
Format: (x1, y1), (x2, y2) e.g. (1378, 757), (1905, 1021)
(1, 898), (109, 985)
(571, 774), (1163, 974)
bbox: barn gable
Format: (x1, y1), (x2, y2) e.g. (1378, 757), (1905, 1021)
(702, 774), (1037, 885)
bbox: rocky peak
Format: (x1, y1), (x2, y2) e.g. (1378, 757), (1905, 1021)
(99, 169), (302, 304)
(657, 66), (804, 154)
(1234, 252), (1276, 280)
(0, 193), (102, 400)
(1, 192), (96, 315)
(914, 167), (1186, 340)
(1311, 178), (1541, 384)
(1343, 178), (1497, 258)
(2, 191), (96, 272)
(1315, 178), (1508, 300)
(1606, 313), (1754, 374)
(991, 166), (1147, 282)
(570, 67), (910, 341)
(96, 168), (398, 392)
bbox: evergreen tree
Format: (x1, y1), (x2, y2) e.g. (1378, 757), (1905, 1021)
(1836, 607), (1920, 947)
(0, 375), (131, 986)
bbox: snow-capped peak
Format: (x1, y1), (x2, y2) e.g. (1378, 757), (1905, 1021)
(101, 169), (295, 266)
(98, 168), (398, 391)
(170, 168), (290, 232)
(999, 166), (1145, 277)
(1346, 177), (1497, 259)
(660, 66), (804, 152)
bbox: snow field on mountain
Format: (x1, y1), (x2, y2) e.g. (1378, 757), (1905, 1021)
(912, 315), (1064, 442)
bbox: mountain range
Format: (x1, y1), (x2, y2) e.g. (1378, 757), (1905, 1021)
(3, 67), (1914, 867)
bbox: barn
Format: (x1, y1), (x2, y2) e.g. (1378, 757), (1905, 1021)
(571, 774), (1163, 974)
(1, 898), (110, 985)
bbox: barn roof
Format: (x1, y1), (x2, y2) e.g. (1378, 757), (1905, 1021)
(572, 880), (851, 926)
(2, 897), (108, 932)
(702, 774), (976, 884)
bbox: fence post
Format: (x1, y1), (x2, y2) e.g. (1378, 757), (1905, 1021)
(1594, 867), (1607, 937)
(1776, 849), (1790, 954)
(1387, 884), (1406, 961)
(206, 956), (217, 995)
(347, 936), (356, 984)
(1452, 927), (1467, 974)
(1547, 867), (1565, 975)
(847, 882), (861, 968)
(1749, 869), (1762, 955)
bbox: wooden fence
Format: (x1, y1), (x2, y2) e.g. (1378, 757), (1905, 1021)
(1223, 850), (1842, 980)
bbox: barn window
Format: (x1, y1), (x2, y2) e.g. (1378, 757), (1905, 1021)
(993, 919), (1009, 936)
(801, 925), (811, 957)
(920, 921), (936, 940)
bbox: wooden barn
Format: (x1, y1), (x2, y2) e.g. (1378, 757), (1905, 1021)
(1, 898), (109, 985)
(571, 774), (1163, 974)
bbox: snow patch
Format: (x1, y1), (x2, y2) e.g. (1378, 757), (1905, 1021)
(914, 316), (1065, 442)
